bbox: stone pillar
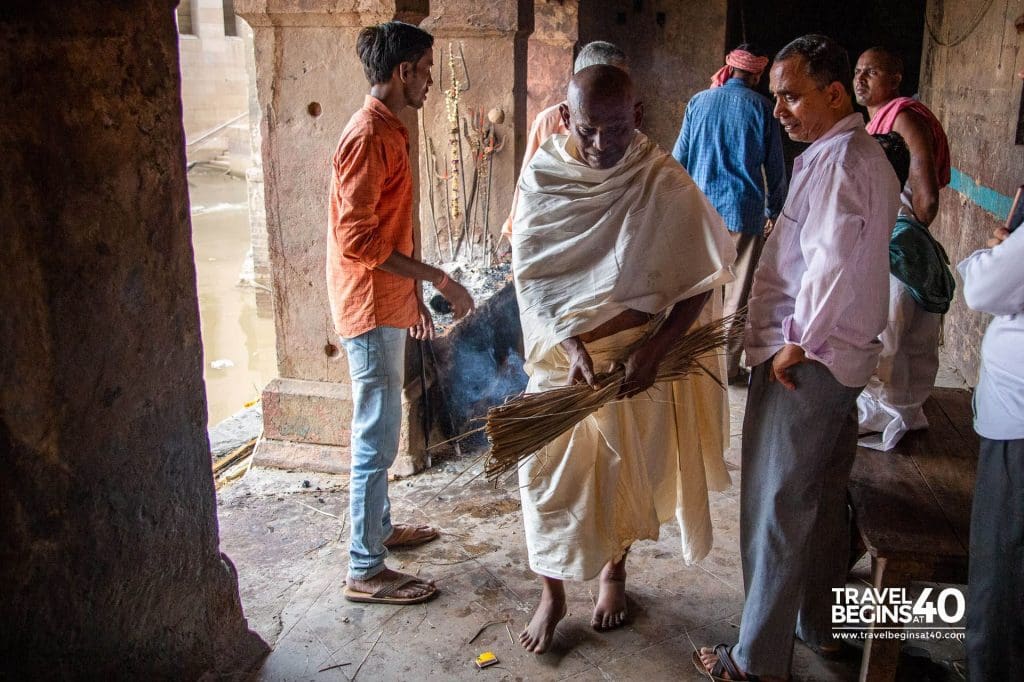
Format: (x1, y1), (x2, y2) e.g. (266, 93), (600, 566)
(527, 0), (578, 127)
(418, 0), (534, 264)
(0, 1), (267, 676)
(579, 0), (726, 150)
(241, 16), (273, 317)
(235, 0), (430, 475)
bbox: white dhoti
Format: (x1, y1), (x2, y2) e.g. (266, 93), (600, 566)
(857, 275), (942, 451)
(511, 132), (736, 581)
(519, 307), (732, 581)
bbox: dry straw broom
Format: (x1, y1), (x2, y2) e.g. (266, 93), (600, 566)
(482, 309), (746, 481)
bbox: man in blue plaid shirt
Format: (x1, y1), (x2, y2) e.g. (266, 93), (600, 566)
(673, 43), (787, 385)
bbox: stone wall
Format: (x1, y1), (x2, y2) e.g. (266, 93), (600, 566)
(919, 0), (1024, 383)
(178, 0), (249, 140)
(419, 0), (533, 264)
(0, 0), (267, 676)
(527, 0), (578, 126)
(578, 0), (727, 151)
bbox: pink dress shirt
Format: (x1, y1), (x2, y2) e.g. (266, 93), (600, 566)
(744, 113), (901, 387)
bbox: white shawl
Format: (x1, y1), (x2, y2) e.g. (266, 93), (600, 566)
(511, 133), (736, 367)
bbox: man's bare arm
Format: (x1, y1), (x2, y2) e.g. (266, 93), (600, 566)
(376, 251), (475, 319)
(620, 290), (712, 398)
(892, 110), (939, 226)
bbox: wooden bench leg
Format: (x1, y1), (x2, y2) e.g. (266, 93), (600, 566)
(858, 556), (904, 682)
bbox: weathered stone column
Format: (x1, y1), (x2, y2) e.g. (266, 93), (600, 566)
(418, 1), (534, 263)
(0, 1), (267, 675)
(235, 0), (430, 474)
(579, 0), (726, 150)
(241, 17), (274, 316)
(527, 0), (578, 126)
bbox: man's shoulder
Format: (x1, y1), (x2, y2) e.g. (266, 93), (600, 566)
(690, 84), (771, 115)
(890, 104), (940, 140)
(335, 111), (390, 155)
(532, 102), (567, 136)
(811, 127), (895, 194)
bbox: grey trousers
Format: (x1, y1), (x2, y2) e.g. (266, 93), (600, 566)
(733, 361), (862, 678)
(723, 230), (766, 379)
(967, 436), (1024, 681)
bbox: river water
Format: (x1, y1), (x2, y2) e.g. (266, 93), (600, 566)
(188, 168), (277, 427)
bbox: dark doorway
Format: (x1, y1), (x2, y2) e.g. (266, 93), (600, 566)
(727, 0), (928, 167)
(727, 0), (928, 95)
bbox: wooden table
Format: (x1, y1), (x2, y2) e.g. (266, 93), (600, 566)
(847, 387), (977, 682)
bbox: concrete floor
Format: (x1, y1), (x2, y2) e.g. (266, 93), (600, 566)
(218, 382), (968, 682)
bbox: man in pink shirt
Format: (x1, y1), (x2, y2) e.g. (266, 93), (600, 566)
(696, 35), (900, 681)
(853, 47), (954, 451)
(500, 41), (628, 240)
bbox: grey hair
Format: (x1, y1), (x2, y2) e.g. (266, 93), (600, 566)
(574, 41), (628, 73)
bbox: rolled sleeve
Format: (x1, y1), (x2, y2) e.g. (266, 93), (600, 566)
(331, 135), (392, 268)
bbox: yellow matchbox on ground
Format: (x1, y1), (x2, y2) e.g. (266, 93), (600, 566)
(474, 651), (499, 669)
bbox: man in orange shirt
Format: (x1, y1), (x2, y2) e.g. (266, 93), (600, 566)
(327, 21), (473, 605)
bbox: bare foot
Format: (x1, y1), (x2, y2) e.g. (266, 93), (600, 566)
(346, 567), (435, 600)
(520, 577), (566, 654)
(592, 558), (628, 630)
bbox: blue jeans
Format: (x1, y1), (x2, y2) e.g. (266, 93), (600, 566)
(341, 326), (406, 580)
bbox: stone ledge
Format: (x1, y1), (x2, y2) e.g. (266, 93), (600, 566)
(253, 437), (351, 473)
(253, 437), (422, 477)
(235, 0), (428, 27)
(261, 376), (352, 445)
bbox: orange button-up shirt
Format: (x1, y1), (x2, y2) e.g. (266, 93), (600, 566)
(327, 96), (419, 339)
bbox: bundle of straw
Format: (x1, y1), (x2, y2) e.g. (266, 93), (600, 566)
(483, 310), (745, 481)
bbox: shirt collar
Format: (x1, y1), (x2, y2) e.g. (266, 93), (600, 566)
(795, 112), (866, 169)
(364, 95), (406, 132)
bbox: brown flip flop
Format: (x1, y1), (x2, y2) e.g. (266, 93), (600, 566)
(343, 575), (438, 605)
(383, 523), (439, 549)
(691, 644), (761, 681)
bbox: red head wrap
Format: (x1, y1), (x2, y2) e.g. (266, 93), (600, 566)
(710, 49), (770, 88)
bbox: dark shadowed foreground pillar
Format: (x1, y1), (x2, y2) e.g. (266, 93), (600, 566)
(0, 1), (268, 677)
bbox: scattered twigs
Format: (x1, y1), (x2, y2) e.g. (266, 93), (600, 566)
(482, 310), (747, 481)
(317, 662), (351, 673)
(296, 501), (339, 519)
(351, 629), (384, 681)
(213, 438), (256, 474)
(466, 616), (513, 645)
